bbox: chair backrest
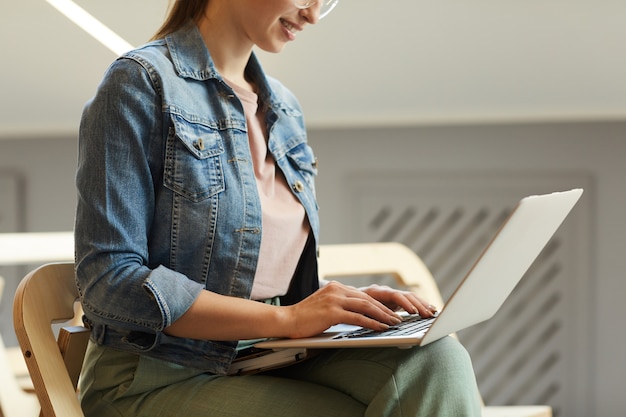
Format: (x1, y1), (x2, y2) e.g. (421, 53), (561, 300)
(13, 262), (89, 417)
(318, 242), (445, 308)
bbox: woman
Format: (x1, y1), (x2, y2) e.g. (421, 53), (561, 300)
(75, 0), (482, 415)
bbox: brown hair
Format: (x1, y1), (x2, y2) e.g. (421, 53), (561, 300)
(151, 0), (209, 40)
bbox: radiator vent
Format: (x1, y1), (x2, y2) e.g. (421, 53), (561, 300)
(349, 173), (591, 417)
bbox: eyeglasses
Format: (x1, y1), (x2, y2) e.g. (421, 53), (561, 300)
(293, 0), (339, 20)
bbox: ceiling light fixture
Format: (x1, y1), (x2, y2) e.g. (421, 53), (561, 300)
(45, 0), (134, 56)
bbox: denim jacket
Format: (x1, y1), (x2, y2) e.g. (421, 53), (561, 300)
(75, 21), (320, 375)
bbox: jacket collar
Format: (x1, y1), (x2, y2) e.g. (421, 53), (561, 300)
(165, 21), (274, 107)
(166, 20), (219, 81)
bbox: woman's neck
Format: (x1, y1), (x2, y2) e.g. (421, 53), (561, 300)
(196, 9), (256, 93)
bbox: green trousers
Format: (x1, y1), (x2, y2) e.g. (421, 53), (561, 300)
(79, 336), (481, 417)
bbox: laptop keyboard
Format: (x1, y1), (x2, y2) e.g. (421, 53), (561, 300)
(333, 313), (437, 339)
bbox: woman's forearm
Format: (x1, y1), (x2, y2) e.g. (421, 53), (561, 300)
(163, 290), (291, 341)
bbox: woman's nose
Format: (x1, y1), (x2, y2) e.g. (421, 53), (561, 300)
(299, 3), (321, 24)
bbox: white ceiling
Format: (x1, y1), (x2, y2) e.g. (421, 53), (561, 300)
(2, 0), (626, 138)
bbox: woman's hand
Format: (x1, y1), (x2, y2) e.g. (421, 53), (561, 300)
(282, 281), (404, 339)
(361, 284), (438, 317)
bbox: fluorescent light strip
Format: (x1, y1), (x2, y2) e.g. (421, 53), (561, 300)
(45, 0), (134, 55)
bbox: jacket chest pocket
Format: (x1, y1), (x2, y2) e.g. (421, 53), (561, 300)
(164, 115), (226, 202)
(285, 142), (318, 193)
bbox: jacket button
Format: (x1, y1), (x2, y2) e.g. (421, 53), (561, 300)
(293, 181), (305, 193)
(194, 138), (205, 151)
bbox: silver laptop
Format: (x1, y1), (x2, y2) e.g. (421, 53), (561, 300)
(255, 188), (583, 351)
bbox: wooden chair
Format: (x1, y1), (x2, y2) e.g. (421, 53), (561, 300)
(12, 263), (89, 417)
(318, 242), (552, 417)
(0, 231), (75, 417)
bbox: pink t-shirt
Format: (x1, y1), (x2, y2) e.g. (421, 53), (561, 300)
(226, 79), (310, 300)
